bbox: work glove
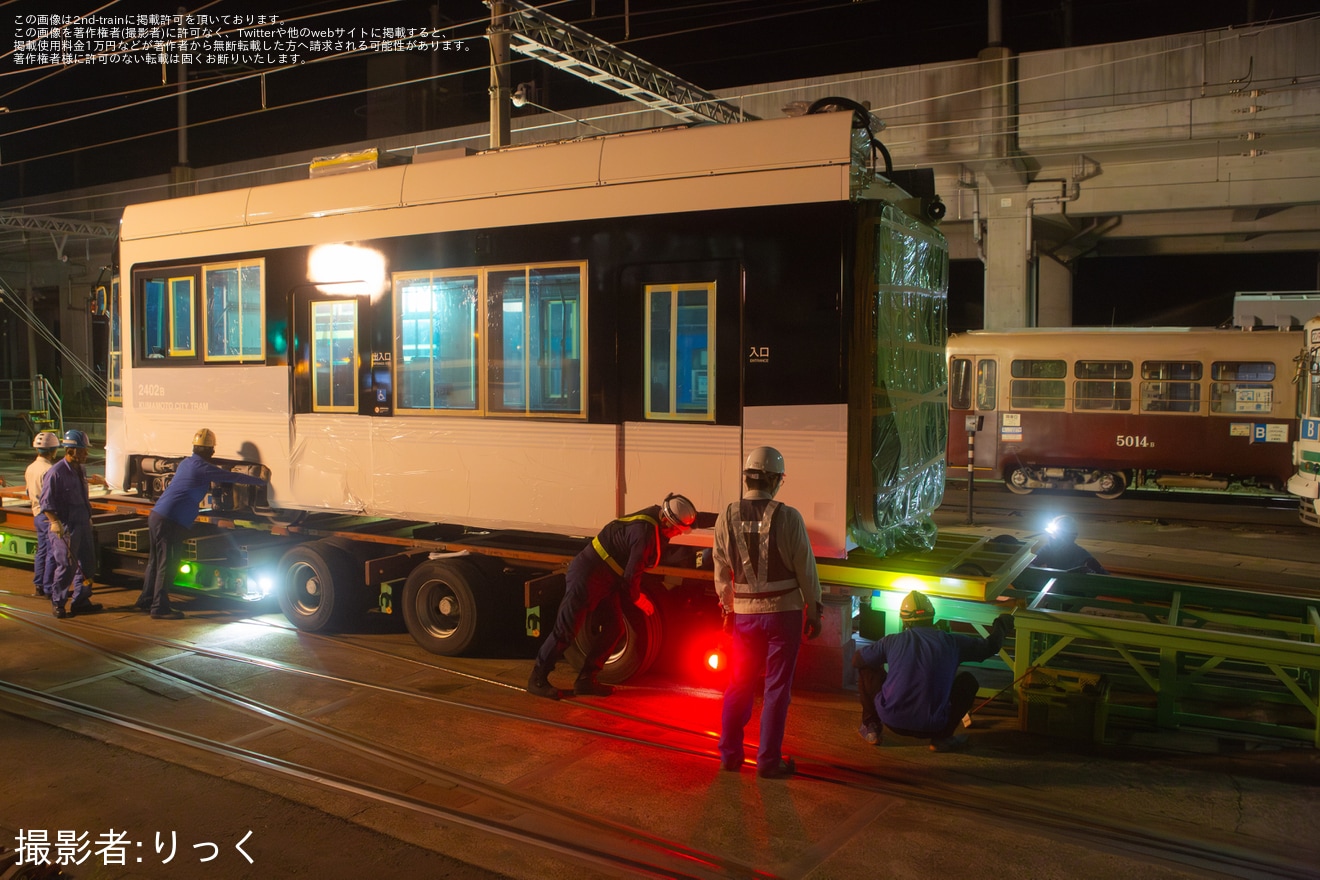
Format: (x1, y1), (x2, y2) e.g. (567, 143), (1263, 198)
(804, 614), (822, 640)
(48, 517), (64, 538)
(721, 610), (735, 635)
(634, 593), (655, 617)
(992, 613), (1015, 636)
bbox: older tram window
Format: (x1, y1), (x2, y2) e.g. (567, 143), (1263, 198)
(1009, 359), (1065, 409)
(1074, 360), (1132, 411)
(1140, 361), (1201, 413)
(976, 360), (997, 410)
(949, 358), (972, 410)
(645, 282), (715, 421)
(1210, 361), (1275, 414)
(203, 261), (264, 362)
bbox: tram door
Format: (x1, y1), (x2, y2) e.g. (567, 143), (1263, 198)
(948, 355), (1000, 472)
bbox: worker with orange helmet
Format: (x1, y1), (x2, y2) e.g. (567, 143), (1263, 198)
(135, 428), (267, 619)
(852, 589), (1014, 752)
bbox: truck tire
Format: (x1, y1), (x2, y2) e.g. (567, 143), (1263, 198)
(401, 558), (491, 656)
(278, 541), (355, 632)
(567, 594), (663, 684)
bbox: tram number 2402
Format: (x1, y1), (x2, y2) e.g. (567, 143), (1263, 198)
(1115, 435), (1155, 448)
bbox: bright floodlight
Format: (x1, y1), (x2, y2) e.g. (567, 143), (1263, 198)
(308, 244), (386, 298)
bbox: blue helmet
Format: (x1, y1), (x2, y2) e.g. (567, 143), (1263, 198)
(61, 429), (90, 449)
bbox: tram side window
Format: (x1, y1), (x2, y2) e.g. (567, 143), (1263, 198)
(1009, 359), (1065, 409)
(1140, 361), (1201, 413)
(1210, 361), (1274, 414)
(488, 265), (584, 415)
(977, 360), (997, 410)
(949, 358), (971, 410)
(203, 261), (264, 362)
(645, 282), (715, 421)
(141, 273), (199, 360)
(108, 279), (122, 403)
(1074, 360), (1133, 411)
(1310, 355), (1320, 418)
(311, 300), (358, 412)
(396, 272), (478, 411)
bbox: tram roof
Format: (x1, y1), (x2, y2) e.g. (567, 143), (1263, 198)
(121, 112), (863, 243)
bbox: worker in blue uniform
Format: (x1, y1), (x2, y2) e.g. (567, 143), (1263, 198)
(135, 428), (267, 619)
(527, 492), (698, 699)
(25, 431), (63, 598)
(852, 590), (1014, 751)
(1032, 515), (1107, 574)
(716, 446), (822, 779)
(39, 430), (101, 619)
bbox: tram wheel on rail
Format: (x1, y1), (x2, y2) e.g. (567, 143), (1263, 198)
(565, 591), (663, 684)
(277, 541), (355, 632)
(1094, 471), (1127, 500)
(400, 557), (492, 656)
(1004, 468), (1034, 495)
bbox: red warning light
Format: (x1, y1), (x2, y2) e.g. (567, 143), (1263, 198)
(704, 647), (725, 672)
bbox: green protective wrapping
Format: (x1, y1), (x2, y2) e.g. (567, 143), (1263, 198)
(850, 203), (949, 555)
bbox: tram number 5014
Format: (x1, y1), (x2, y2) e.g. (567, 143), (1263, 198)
(1116, 435), (1154, 448)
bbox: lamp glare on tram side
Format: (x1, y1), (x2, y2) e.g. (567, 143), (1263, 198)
(308, 243), (387, 298)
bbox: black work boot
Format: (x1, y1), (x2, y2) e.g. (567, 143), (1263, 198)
(573, 677), (614, 697)
(526, 665), (560, 700)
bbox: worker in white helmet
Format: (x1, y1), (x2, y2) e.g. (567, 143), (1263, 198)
(25, 431), (63, 598)
(135, 429), (267, 620)
(528, 492), (698, 699)
(715, 446), (822, 779)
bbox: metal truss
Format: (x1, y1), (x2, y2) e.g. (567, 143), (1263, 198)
(501, 0), (756, 126)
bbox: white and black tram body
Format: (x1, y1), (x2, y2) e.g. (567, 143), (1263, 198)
(108, 111), (948, 602)
(948, 327), (1300, 498)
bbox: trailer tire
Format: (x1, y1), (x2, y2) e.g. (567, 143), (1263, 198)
(278, 542), (356, 632)
(401, 558), (491, 656)
(1005, 468), (1034, 495)
(566, 594), (663, 684)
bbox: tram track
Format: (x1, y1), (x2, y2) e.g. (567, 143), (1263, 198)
(0, 596), (1314, 880)
(0, 602), (765, 880)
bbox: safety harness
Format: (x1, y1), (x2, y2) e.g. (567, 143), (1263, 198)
(591, 513), (660, 576)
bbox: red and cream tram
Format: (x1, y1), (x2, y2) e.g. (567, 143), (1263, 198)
(947, 327), (1300, 497)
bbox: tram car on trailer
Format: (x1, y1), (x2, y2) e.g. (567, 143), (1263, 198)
(104, 109), (950, 655)
(947, 327), (1300, 498)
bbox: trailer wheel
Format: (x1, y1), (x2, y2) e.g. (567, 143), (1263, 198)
(278, 542), (355, 632)
(1094, 471), (1126, 500)
(566, 594), (663, 684)
(1005, 468), (1034, 495)
(401, 558), (490, 656)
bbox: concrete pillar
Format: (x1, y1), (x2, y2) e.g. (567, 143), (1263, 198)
(983, 195), (1032, 329)
(1036, 256), (1074, 327)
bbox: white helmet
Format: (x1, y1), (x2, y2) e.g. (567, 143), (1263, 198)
(743, 446), (785, 476)
(659, 493), (697, 531)
(32, 431), (60, 449)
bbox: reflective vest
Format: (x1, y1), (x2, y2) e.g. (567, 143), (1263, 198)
(591, 513), (660, 577)
(727, 499), (797, 600)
